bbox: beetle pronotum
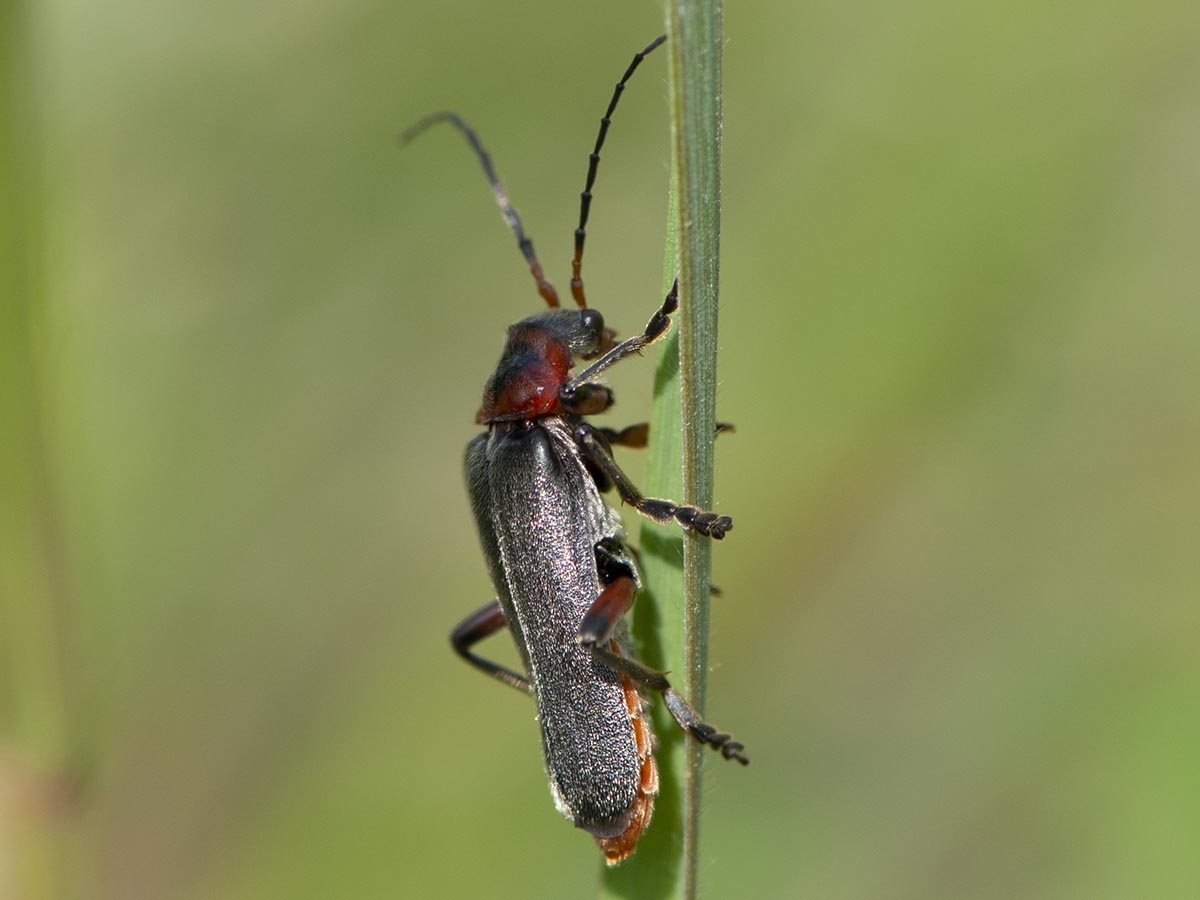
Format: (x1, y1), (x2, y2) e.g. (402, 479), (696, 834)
(404, 34), (746, 864)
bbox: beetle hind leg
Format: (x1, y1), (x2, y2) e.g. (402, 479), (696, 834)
(577, 575), (749, 765)
(663, 688), (749, 765)
(451, 600), (532, 695)
(589, 642), (749, 766)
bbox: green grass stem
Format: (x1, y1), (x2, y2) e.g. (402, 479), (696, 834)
(600, 2), (723, 897)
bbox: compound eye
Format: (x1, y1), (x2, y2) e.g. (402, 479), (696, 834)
(580, 308), (605, 338)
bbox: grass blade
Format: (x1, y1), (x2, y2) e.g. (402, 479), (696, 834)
(600, 2), (723, 896)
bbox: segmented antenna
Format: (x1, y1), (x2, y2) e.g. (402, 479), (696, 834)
(401, 111), (562, 308)
(570, 34), (667, 309)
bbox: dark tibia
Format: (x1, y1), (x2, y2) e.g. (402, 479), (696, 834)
(450, 600), (531, 694)
(577, 576), (749, 764)
(573, 424), (733, 538)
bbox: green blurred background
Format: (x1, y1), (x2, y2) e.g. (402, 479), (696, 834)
(3, 0), (1199, 898)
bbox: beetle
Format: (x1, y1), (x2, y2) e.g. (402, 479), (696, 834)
(403, 34), (746, 864)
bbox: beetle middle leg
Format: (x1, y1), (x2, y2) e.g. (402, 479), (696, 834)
(573, 423), (733, 538)
(451, 600), (532, 695)
(596, 422), (650, 448)
(595, 421), (733, 450)
(577, 574), (748, 765)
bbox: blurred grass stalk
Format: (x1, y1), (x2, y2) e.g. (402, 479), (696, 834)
(2, 6), (77, 900)
(600, 1), (723, 897)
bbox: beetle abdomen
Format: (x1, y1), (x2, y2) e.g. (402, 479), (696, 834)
(594, 657), (658, 864)
(536, 654), (640, 833)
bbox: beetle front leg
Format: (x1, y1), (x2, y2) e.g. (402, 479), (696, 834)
(451, 600), (532, 695)
(573, 424), (733, 538)
(559, 280), (679, 410)
(577, 575), (748, 765)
